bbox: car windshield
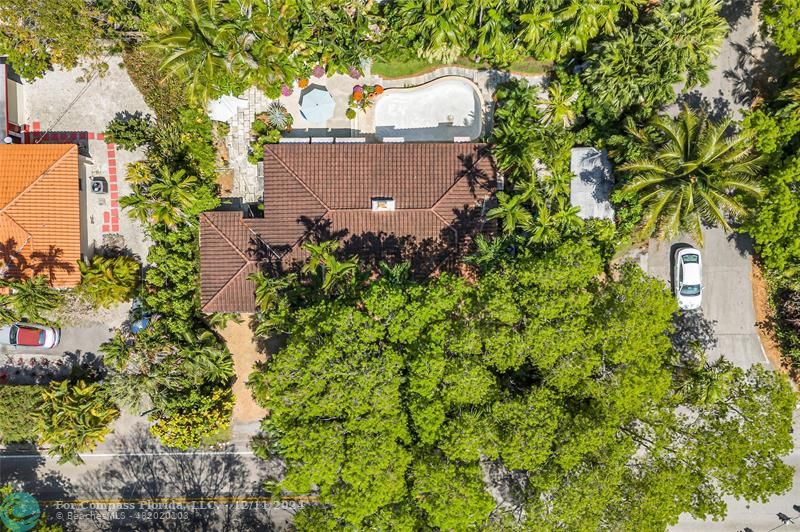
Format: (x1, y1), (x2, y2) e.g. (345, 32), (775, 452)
(682, 253), (700, 264)
(680, 284), (701, 296)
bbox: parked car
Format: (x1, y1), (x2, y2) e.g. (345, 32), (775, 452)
(0, 323), (60, 348)
(673, 247), (703, 310)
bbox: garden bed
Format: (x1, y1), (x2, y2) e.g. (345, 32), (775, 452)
(371, 56), (550, 79)
(752, 262), (799, 386)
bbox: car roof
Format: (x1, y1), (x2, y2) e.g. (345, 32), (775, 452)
(679, 250), (702, 284)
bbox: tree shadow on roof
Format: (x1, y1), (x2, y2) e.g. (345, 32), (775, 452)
(0, 237), (29, 281)
(457, 146), (495, 195)
(30, 245), (75, 284)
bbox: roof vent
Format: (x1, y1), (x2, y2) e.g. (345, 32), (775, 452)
(371, 197), (395, 212)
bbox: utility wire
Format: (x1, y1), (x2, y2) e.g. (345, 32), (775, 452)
(35, 58), (107, 142)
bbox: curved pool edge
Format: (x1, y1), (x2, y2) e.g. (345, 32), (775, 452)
(373, 75), (485, 142)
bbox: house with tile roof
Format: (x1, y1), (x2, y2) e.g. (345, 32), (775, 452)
(199, 142), (497, 312)
(0, 144), (81, 286)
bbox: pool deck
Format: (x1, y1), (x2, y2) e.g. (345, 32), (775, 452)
(223, 64), (545, 202)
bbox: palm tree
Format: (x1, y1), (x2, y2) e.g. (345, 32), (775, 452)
(389, 0), (472, 63)
(538, 81), (578, 127)
(249, 271), (294, 313)
(552, 198), (585, 235)
(301, 241), (359, 294)
(0, 276), (62, 322)
(524, 204), (561, 246)
(378, 261), (412, 285)
(121, 167), (200, 229)
(183, 346), (235, 385)
(487, 191), (533, 235)
(100, 333), (132, 372)
(150, 0), (232, 103)
(620, 107), (764, 245)
(37, 380), (119, 465)
(465, 234), (506, 272)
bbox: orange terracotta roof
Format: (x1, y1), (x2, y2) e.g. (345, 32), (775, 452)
(199, 143), (496, 312)
(0, 144), (81, 287)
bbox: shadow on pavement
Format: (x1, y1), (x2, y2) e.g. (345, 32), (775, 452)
(723, 33), (794, 106)
(671, 310), (719, 363)
(65, 424), (281, 531)
(725, 231), (754, 259)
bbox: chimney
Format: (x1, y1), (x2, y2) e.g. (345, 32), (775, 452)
(371, 197), (395, 212)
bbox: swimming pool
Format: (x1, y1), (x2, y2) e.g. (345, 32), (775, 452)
(373, 77), (483, 142)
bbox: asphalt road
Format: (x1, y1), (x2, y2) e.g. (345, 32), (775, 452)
(0, 417), (291, 531)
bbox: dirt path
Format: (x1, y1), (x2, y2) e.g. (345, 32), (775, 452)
(216, 315), (268, 423)
(751, 262), (796, 383)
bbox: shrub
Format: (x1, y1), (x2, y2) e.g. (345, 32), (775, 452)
(104, 112), (154, 151)
(37, 380), (119, 464)
(0, 386), (42, 444)
(122, 48), (187, 122)
(78, 255), (140, 308)
(258, 101), (293, 131)
(149, 386), (234, 450)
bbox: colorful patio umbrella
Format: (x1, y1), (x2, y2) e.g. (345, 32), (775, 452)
(299, 87), (335, 123)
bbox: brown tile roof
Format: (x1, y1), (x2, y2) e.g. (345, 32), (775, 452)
(0, 144), (80, 287)
(200, 143), (495, 312)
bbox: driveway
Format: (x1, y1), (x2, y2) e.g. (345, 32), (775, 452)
(0, 322), (114, 358)
(648, 228), (800, 532)
(646, 226), (769, 369)
(23, 56), (152, 261)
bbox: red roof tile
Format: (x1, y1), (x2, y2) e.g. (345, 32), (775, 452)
(200, 143), (495, 312)
(0, 144), (80, 287)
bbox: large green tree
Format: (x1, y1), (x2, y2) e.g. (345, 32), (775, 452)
(618, 106), (764, 244)
(149, 0), (379, 103)
(250, 239), (795, 529)
(383, 0), (644, 66)
(761, 0), (800, 56)
(581, 0), (727, 123)
(0, 0), (103, 79)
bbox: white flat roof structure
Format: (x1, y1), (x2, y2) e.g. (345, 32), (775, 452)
(570, 147), (615, 221)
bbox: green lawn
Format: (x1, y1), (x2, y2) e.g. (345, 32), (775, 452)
(371, 56), (551, 79)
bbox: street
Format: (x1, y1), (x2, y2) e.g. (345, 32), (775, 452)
(0, 415), (291, 531)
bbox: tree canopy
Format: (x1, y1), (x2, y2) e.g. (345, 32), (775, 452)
(250, 238), (795, 529)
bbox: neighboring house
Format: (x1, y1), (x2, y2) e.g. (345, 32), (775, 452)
(0, 61), (24, 143)
(200, 143), (497, 312)
(0, 144), (81, 286)
(570, 147), (615, 221)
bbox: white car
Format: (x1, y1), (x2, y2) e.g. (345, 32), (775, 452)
(673, 247), (703, 310)
(0, 323), (61, 349)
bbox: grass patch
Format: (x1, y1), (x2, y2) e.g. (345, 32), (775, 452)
(371, 56), (550, 79)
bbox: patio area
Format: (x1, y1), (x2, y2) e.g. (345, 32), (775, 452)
(220, 64), (545, 203)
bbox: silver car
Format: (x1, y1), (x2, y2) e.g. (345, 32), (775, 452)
(0, 323), (61, 349)
(673, 247), (703, 310)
